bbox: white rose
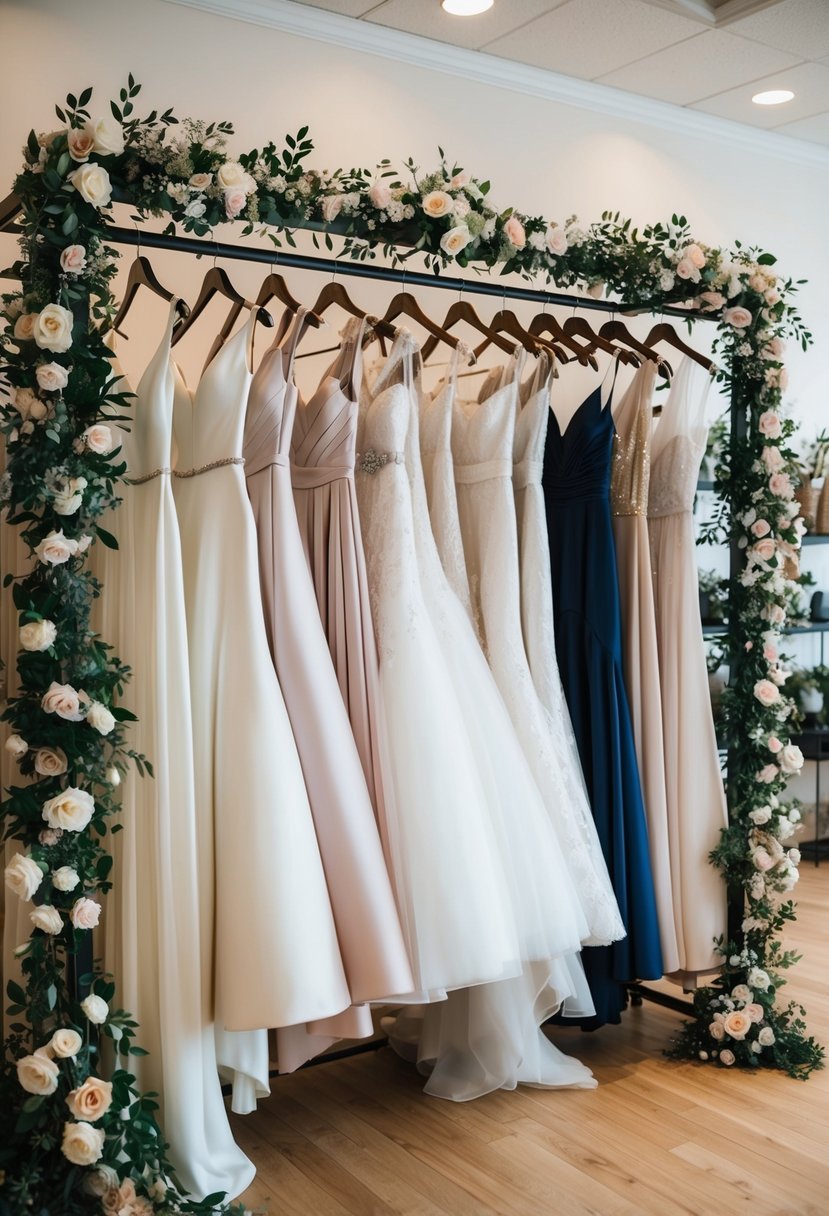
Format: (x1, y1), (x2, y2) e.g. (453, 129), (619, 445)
(30, 904), (63, 935)
(82, 423), (114, 452)
(81, 993), (109, 1025)
(86, 701), (115, 735)
(50, 1027), (83, 1058)
(216, 160), (248, 189)
(440, 225), (472, 257)
(779, 744), (804, 774)
(60, 244), (87, 276)
(17, 1052), (59, 1095)
(33, 304), (74, 353)
(42, 787), (95, 832)
(52, 866), (80, 892)
(369, 180), (392, 209)
(35, 530), (79, 566)
(91, 116), (124, 156)
(34, 747), (69, 777)
(19, 618), (57, 651)
(4, 733), (29, 758)
(758, 1026), (775, 1047)
(788, 847), (801, 865)
(709, 1021), (725, 1041)
(747, 966), (771, 991)
(66, 1075), (113, 1122)
(184, 199), (206, 219)
(70, 897), (101, 930)
(67, 163), (112, 209)
(731, 984), (753, 1002)
(5, 853), (43, 901)
(41, 681), (84, 720)
(36, 362), (68, 393)
(421, 190), (454, 218)
(61, 1120), (105, 1166)
(749, 807), (772, 825)
(106, 766), (121, 787)
(53, 485), (84, 516)
(545, 225), (568, 255)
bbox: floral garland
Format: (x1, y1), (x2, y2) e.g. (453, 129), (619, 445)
(0, 78), (822, 1213)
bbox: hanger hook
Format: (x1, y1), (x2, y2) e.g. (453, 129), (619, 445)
(402, 266), (408, 297)
(457, 276), (464, 306)
(134, 219), (141, 259)
(213, 240), (219, 271)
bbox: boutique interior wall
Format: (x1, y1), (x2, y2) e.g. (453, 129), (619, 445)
(1, 0), (828, 791)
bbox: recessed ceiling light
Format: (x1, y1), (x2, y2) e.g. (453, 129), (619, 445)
(752, 89), (795, 106)
(441, 0), (494, 15)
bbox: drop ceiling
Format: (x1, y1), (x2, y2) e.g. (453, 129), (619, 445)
(286, 0), (829, 145)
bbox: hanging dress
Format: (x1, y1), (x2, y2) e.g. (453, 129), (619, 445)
(543, 367), (664, 1026)
(171, 310), (351, 1112)
(95, 306), (254, 1199)
(243, 307), (413, 1070)
(648, 358), (727, 979)
(610, 360), (681, 976)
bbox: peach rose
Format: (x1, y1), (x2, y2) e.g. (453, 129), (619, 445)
(724, 305), (752, 329)
(61, 1121), (105, 1166)
(60, 245), (87, 275)
(719, 1049), (735, 1066)
(503, 216), (526, 249)
(723, 1010), (752, 1040)
(683, 243), (706, 269)
(13, 313), (38, 341)
(753, 537), (776, 562)
(34, 746), (68, 777)
(70, 897), (101, 930)
(41, 681), (84, 720)
(675, 258), (695, 280)
(50, 1027), (83, 1058)
(369, 180), (392, 209)
(421, 190), (454, 218)
(450, 172), (470, 189)
(81, 424), (114, 454)
(189, 172), (212, 190)
(769, 472), (794, 499)
(17, 1052), (59, 1095)
(67, 126), (95, 162)
(750, 519), (771, 538)
(66, 1075), (112, 1122)
(699, 290), (726, 311)
(42, 787), (95, 832)
(756, 765), (778, 785)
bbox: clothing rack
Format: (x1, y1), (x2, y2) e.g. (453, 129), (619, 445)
(1, 209), (739, 1029)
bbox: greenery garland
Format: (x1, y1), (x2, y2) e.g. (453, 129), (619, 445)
(0, 77), (822, 1213)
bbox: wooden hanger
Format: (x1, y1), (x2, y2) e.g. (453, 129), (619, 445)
(420, 298), (515, 363)
(563, 314), (640, 366)
(294, 278), (396, 359)
(381, 290), (465, 355)
(109, 255), (188, 338)
(599, 319), (671, 380)
(202, 269), (324, 369)
(473, 308), (564, 362)
(644, 321), (715, 374)
(529, 310), (598, 369)
(170, 265), (273, 347)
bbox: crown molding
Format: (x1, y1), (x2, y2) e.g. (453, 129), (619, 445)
(164, 0), (829, 167)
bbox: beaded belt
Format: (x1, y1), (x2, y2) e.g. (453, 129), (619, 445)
(356, 449), (405, 475)
(127, 467), (172, 485)
(173, 457), (245, 479)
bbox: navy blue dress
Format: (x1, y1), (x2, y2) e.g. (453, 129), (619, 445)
(543, 385), (663, 1027)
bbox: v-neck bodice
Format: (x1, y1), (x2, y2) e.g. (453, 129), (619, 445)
(172, 311), (255, 471)
(545, 386), (616, 504)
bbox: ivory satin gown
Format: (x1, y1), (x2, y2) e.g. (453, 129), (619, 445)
(171, 310), (352, 1110)
(243, 307), (413, 1069)
(648, 358), (727, 978)
(610, 360), (681, 975)
(95, 306), (255, 1198)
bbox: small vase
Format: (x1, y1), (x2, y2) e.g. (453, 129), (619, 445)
(800, 687), (825, 716)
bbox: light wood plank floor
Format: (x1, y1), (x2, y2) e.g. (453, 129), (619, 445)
(234, 865), (829, 1216)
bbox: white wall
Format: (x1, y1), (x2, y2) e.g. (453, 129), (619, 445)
(1, 0), (827, 435)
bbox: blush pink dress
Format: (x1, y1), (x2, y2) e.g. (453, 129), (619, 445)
(244, 309), (413, 1069)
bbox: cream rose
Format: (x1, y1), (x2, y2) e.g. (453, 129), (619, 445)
(60, 244), (87, 276)
(86, 701), (116, 735)
(216, 160), (246, 188)
(67, 126), (95, 162)
(17, 1052), (59, 1095)
(66, 1075), (113, 1122)
(31, 904), (63, 935)
(33, 304), (74, 353)
(709, 1021), (725, 1041)
(440, 225), (472, 257)
(724, 305), (752, 329)
(36, 362), (69, 393)
(35, 530), (79, 568)
(61, 1120), (105, 1167)
(758, 411), (782, 439)
(14, 313), (38, 342)
(779, 744), (804, 774)
(53, 866), (80, 893)
(70, 897), (101, 930)
(753, 537), (776, 561)
(758, 1026), (775, 1047)
(67, 163), (112, 209)
(5, 733), (28, 758)
(503, 215), (526, 249)
(91, 116), (124, 156)
(189, 171), (211, 190)
(51, 1027), (83, 1058)
(20, 618), (57, 652)
(42, 681), (84, 720)
(35, 747), (68, 777)
(421, 190), (454, 218)
(321, 194), (343, 223)
(81, 993), (109, 1025)
(749, 805), (772, 824)
(545, 225), (568, 255)
(369, 180), (392, 209)
(5, 853), (43, 901)
(53, 478), (86, 516)
(731, 984), (752, 1002)
(719, 1049), (736, 1066)
(42, 787), (95, 833)
(753, 679), (780, 707)
(727, 1013), (753, 1045)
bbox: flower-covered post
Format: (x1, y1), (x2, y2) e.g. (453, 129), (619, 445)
(0, 76), (823, 1214)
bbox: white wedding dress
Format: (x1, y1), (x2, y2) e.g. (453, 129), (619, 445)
(171, 309), (353, 1113)
(96, 305), (254, 1199)
(362, 329), (607, 1100)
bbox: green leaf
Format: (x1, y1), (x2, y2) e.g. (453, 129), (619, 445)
(96, 525), (119, 550)
(62, 211), (79, 235)
(6, 980), (26, 1005)
(47, 983), (57, 1010)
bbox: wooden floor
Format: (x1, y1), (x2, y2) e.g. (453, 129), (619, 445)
(234, 865), (829, 1216)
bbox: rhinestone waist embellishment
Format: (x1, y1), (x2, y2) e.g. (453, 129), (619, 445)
(173, 457), (246, 479)
(126, 467), (172, 485)
(356, 448), (404, 475)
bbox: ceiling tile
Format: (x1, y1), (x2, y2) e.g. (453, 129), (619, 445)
(366, 0), (566, 51)
(596, 27), (802, 104)
(691, 59), (829, 126)
(288, 0), (381, 16)
(728, 0), (829, 61)
(772, 109), (829, 144)
(483, 0), (704, 80)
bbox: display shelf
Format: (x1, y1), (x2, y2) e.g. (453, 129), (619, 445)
(702, 621), (829, 637)
(697, 479), (716, 491)
(802, 534), (829, 545)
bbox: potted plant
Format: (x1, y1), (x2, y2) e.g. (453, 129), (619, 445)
(698, 568), (729, 625)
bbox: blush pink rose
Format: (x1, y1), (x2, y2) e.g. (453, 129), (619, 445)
(675, 258), (695, 280)
(753, 845), (775, 869)
(224, 186), (247, 220)
(503, 216), (526, 249)
(753, 679), (780, 707)
(60, 245), (87, 275)
(755, 766), (779, 786)
(368, 180), (392, 209)
(751, 519), (771, 538)
(724, 305), (752, 329)
(683, 243), (706, 268)
(82, 424), (114, 454)
(753, 538), (776, 561)
(449, 172), (470, 189)
(67, 126), (95, 162)
(762, 446), (784, 473)
(746, 1003), (764, 1023)
(321, 194), (343, 223)
(13, 313), (38, 341)
(70, 897), (101, 930)
(769, 472), (794, 499)
(763, 643), (779, 663)
(758, 411), (782, 439)
(699, 290), (726, 311)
